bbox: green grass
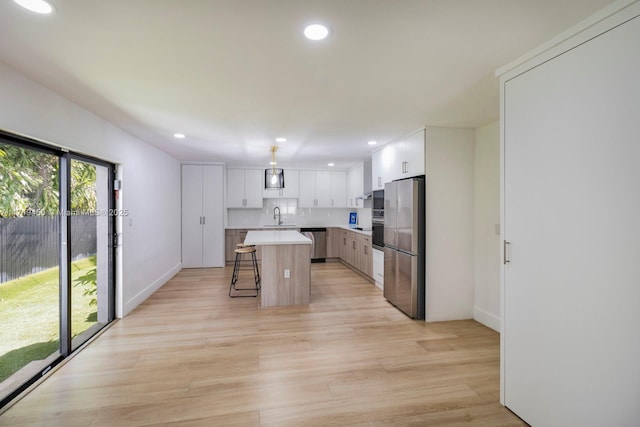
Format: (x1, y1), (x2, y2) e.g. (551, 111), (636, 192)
(0, 256), (97, 382)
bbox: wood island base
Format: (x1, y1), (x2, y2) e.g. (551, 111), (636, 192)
(260, 244), (311, 307)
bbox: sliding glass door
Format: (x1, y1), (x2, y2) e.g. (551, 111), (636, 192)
(0, 132), (115, 408)
(0, 142), (61, 402)
(69, 158), (113, 351)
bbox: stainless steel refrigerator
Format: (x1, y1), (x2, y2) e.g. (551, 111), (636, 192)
(383, 177), (425, 319)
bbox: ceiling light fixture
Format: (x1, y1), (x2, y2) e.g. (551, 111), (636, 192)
(13, 0), (55, 14)
(265, 146), (285, 189)
(304, 24), (329, 41)
(328, 163), (335, 167)
(368, 140), (377, 146)
(173, 133), (186, 139)
(275, 137), (287, 143)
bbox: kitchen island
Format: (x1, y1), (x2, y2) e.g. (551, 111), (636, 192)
(244, 230), (312, 307)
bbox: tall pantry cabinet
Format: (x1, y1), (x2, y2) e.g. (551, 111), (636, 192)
(498, 2), (640, 425)
(181, 164), (224, 268)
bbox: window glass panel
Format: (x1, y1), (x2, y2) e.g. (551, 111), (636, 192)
(0, 142), (60, 398)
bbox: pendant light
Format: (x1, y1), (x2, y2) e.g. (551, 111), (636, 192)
(265, 146), (285, 189)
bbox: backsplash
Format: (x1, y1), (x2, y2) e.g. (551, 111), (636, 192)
(227, 198), (372, 228)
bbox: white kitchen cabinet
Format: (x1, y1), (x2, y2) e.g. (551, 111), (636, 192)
(499, 5), (640, 426)
(372, 140), (397, 190)
(227, 168), (263, 208)
(298, 170), (317, 207)
(263, 169), (299, 198)
(371, 129), (425, 189)
(372, 248), (384, 290)
(182, 164), (224, 268)
(299, 170), (347, 208)
(315, 170), (332, 207)
(330, 171), (347, 208)
(371, 148), (384, 191)
(401, 129), (425, 178)
(347, 163), (364, 208)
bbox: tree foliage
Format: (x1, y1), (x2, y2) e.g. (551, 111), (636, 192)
(0, 143), (97, 217)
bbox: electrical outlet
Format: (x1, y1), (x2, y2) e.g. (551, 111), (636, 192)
(284, 269), (290, 278)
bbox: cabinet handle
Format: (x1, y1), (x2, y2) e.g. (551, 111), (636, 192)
(343, 237), (346, 245)
(352, 241), (356, 250)
(364, 246), (368, 255)
(504, 240), (510, 264)
(202, 216), (206, 225)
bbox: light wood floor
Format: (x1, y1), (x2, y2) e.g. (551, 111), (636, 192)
(0, 262), (525, 426)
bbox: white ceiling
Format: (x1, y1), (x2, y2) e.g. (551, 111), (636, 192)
(0, 0), (614, 169)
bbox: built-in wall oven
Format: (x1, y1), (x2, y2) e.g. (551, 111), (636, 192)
(372, 190), (384, 250)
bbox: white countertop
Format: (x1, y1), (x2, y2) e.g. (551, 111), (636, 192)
(228, 225), (372, 237)
(244, 230), (312, 245)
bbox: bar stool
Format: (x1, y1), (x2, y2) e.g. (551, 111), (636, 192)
(229, 244), (261, 297)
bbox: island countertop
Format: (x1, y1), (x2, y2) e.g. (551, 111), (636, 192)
(244, 230), (312, 246)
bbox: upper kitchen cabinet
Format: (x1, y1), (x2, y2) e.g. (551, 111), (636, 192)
(401, 129), (426, 177)
(263, 169), (299, 198)
(331, 171), (347, 208)
(347, 163), (364, 208)
(299, 170), (347, 208)
(372, 143), (394, 190)
(227, 168), (263, 208)
(372, 128), (425, 190)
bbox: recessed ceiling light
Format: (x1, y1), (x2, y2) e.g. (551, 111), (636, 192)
(328, 163), (335, 167)
(13, 0), (55, 14)
(173, 133), (186, 139)
(368, 140), (377, 146)
(275, 137), (287, 143)
(304, 24), (329, 41)
(270, 161), (277, 165)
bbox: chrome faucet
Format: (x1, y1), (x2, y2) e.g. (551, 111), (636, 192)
(273, 206), (282, 225)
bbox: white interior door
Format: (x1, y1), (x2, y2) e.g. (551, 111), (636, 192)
(202, 165), (224, 267)
(181, 165), (204, 268)
(503, 16), (640, 426)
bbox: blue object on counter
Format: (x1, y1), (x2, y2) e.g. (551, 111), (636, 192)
(349, 212), (357, 228)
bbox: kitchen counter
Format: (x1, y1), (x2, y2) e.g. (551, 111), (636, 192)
(244, 230), (312, 307)
(227, 224), (372, 236)
(244, 229), (311, 245)
(332, 225), (373, 236)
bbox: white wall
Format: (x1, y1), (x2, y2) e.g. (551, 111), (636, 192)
(473, 121), (500, 331)
(0, 61), (182, 317)
(425, 126), (475, 321)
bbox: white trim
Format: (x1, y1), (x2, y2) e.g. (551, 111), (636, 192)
(121, 262), (182, 317)
(499, 67), (507, 406)
(473, 306), (500, 333)
(496, 0), (639, 79)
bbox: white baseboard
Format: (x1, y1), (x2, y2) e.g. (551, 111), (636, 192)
(473, 306), (500, 332)
(122, 262), (182, 317)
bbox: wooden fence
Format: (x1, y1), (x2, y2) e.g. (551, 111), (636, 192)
(0, 215), (97, 283)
